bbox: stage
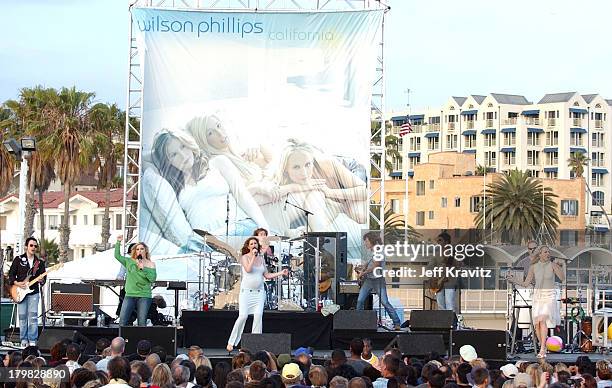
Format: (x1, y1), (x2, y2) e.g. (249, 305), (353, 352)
(3, 310), (611, 365)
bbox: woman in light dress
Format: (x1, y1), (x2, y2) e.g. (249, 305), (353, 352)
(508, 245), (564, 358)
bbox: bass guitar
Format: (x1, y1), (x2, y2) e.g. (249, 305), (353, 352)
(10, 263), (63, 303)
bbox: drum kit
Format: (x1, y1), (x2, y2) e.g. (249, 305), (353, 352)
(193, 231), (308, 311)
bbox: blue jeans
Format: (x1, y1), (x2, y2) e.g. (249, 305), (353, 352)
(18, 293), (40, 344)
(357, 277), (401, 326)
(436, 288), (456, 311)
(120, 296), (151, 326)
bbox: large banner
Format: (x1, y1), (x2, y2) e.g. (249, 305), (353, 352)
(132, 8), (383, 257)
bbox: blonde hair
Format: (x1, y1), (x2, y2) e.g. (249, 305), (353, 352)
(185, 115), (261, 181)
(274, 138), (319, 185)
(151, 363), (174, 388)
(526, 363), (542, 387)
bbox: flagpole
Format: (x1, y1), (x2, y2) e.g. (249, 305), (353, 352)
(404, 88), (410, 242)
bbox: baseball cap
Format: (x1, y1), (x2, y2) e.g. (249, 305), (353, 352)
(500, 364), (518, 379)
(513, 373), (532, 388)
(293, 347), (312, 358)
(459, 345), (477, 362)
(282, 363), (302, 380)
(137, 340), (152, 355)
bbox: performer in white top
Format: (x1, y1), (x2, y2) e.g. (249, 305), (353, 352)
(226, 237), (288, 352)
(508, 245), (564, 358)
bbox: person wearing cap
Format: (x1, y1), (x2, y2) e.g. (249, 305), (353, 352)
(293, 347), (312, 377)
(282, 363), (304, 388)
(513, 373), (532, 388)
(277, 354), (291, 370)
(501, 364), (519, 380)
(459, 345), (477, 364)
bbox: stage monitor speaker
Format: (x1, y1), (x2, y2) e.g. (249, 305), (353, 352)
(410, 310), (456, 331)
(451, 329), (507, 360)
(242, 333), (291, 355)
(50, 283), (96, 313)
(303, 232), (347, 305)
(333, 310), (377, 331)
(38, 328), (75, 351)
(340, 294), (373, 310)
(120, 326), (177, 356)
(389, 333), (446, 357)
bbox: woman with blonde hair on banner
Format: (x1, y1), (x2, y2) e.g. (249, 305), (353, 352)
(150, 128), (269, 237)
(226, 237), (288, 352)
(507, 245), (564, 359)
(259, 138), (367, 237)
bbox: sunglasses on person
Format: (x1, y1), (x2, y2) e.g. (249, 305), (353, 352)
(29, 244), (38, 248)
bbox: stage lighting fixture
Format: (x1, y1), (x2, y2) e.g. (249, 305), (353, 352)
(20, 137), (36, 152)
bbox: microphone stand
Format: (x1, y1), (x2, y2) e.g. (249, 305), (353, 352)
(284, 198), (314, 235)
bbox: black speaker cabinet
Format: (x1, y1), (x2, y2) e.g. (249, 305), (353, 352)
(38, 328), (75, 351)
(120, 326), (177, 356)
(241, 333), (291, 355)
(303, 232), (347, 305)
(333, 310), (377, 331)
(451, 329), (507, 360)
(388, 333), (446, 357)
(410, 310), (457, 331)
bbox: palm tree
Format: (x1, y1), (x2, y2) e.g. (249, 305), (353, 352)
(38, 87), (95, 261)
(89, 103), (124, 247)
(29, 153), (56, 257)
(0, 123), (16, 266)
(371, 121), (402, 177)
(474, 169), (559, 245)
(369, 203), (421, 243)
(568, 152), (611, 228)
(475, 165), (487, 176)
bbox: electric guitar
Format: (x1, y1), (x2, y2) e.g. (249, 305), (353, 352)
(429, 276), (448, 294)
(355, 258), (374, 287)
(10, 263), (63, 303)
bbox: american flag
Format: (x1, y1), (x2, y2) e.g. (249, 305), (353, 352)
(399, 116), (412, 137)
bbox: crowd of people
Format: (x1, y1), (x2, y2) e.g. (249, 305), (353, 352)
(2, 336), (612, 388)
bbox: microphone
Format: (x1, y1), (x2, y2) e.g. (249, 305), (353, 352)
(252, 248), (259, 256)
(137, 254), (143, 270)
(283, 195), (289, 211)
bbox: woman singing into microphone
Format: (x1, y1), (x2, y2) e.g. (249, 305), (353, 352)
(226, 237), (288, 352)
(115, 235), (157, 326)
(508, 245), (564, 358)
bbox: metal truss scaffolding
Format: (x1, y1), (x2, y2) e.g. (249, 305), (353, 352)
(123, 0), (389, 244)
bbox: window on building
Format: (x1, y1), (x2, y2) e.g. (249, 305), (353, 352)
(455, 197), (461, 207)
(546, 152), (559, 165)
(464, 134), (476, 148)
(72, 215), (77, 226)
(427, 137), (439, 150)
(410, 137), (421, 151)
(49, 215), (58, 230)
(409, 156), (420, 169)
(527, 150), (540, 166)
(503, 133), (516, 146)
(446, 135), (457, 149)
(560, 200), (578, 216)
(546, 131), (559, 146)
(441, 197), (447, 208)
(94, 214), (104, 226)
(504, 151), (516, 165)
(115, 214), (123, 230)
(485, 133), (496, 147)
(527, 132), (540, 146)
(416, 211), (425, 226)
(429, 180), (435, 189)
(560, 230), (578, 246)
(81, 249), (85, 258)
(428, 211), (434, 220)
(391, 199), (400, 214)
(592, 173), (603, 187)
(485, 152), (496, 167)
(470, 196), (482, 213)
(546, 171), (558, 179)
(0, 216), (6, 231)
(416, 181), (425, 196)
(570, 133), (583, 147)
(593, 191), (605, 207)
(83, 215), (88, 225)
(527, 170), (540, 178)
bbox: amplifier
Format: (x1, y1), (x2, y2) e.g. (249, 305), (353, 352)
(339, 281), (359, 294)
(50, 283), (95, 313)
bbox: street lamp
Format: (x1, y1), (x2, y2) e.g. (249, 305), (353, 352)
(3, 137), (36, 256)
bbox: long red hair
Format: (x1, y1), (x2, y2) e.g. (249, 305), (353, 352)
(241, 237), (261, 255)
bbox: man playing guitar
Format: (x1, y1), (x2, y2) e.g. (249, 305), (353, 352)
(355, 232), (401, 330)
(7, 237), (46, 347)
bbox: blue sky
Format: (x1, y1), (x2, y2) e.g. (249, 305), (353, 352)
(2, 0), (612, 112)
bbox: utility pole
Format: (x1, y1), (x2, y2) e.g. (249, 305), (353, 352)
(404, 88), (410, 242)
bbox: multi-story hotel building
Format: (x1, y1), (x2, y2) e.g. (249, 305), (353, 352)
(388, 92), (611, 231)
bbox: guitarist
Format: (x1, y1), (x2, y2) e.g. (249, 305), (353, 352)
(430, 232), (460, 312)
(7, 237), (46, 347)
(356, 232), (401, 331)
